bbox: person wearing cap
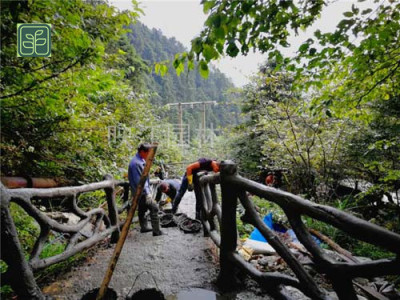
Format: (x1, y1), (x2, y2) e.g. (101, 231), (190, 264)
(172, 158), (220, 217)
(128, 143), (162, 236)
(154, 179), (181, 208)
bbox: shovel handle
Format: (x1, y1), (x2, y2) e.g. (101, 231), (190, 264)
(96, 144), (158, 300)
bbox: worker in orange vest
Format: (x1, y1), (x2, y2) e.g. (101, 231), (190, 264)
(172, 158), (220, 218)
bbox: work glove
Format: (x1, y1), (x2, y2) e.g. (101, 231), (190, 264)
(145, 194), (153, 205)
(187, 174), (193, 185)
(159, 197), (171, 206)
(187, 174), (194, 191)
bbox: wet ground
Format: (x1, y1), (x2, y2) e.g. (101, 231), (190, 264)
(43, 193), (274, 300)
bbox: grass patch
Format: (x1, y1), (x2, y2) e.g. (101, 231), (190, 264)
(10, 202), (40, 254)
(77, 190), (106, 210)
(1, 260), (13, 298)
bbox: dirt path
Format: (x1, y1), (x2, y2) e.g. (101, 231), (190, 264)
(43, 193), (276, 300)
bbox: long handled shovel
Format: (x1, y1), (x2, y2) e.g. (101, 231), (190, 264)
(95, 144), (158, 300)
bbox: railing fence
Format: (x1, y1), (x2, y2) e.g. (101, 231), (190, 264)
(197, 160), (400, 300)
(0, 176), (160, 299)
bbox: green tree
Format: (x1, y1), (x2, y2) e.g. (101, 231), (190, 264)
(186, 0), (399, 198)
(0, 0), (153, 180)
(231, 62), (351, 197)
(174, 0), (399, 127)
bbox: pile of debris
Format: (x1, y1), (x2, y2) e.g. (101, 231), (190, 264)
(237, 213), (399, 299)
(157, 211), (202, 234)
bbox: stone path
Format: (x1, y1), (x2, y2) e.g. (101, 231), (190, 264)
(42, 192), (278, 300)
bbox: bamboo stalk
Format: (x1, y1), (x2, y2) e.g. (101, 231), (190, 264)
(96, 144), (158, 300)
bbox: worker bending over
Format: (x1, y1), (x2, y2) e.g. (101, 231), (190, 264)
(155, 179), (181, 208)
(172, 158), (220, 218)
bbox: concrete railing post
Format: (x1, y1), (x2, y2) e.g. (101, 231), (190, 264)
(103, 175), (119, 243)
(0, 185), (45, 299)
(217, 160), (239, 290)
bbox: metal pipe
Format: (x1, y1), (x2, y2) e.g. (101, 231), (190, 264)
(179, 102), (183, 145)
(1, 177), (58, 189)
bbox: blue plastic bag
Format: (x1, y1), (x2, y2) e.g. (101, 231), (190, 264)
(248, 212), (321, 246)
(249, 213), (273, 242)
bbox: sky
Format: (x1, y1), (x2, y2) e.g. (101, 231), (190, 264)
(110, 0), (379, 87)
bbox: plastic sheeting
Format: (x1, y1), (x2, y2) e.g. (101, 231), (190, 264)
(249, 212), (321, 246)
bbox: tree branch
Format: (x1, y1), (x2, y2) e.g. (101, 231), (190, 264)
(0, 50), (90, 100)
(356, 60), (400, 107)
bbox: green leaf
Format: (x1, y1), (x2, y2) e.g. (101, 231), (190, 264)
(203, 0), (216, 14)
(154, 63), (161, 75)
(299, 43), (309, 53)
(203, 44), (219, 61)
(188, 59), (195, 71)
(351, 4), (359, 15)
(173, 58), (180, 69)
(214, 26), (226, 39)
(160, 64), (168, 77)
(343, 11), (353, 17)
(326, 110), (332, 118)
(210, 14), (222, 27)
(241, 1), (253, 14)
(215, 41), (224, 53)
(241, 43), (249, 55)
(191, 37), (203, 54)
(199, 60), (209, 78)
(361, 8), (372, 15)
(226, 41), (239, 57)
(309, 48), (317, 56)
(175, 61), (184, 76)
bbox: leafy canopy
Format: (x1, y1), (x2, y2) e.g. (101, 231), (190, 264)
(178, 0), (400, 120)
(194, 0), (399, 201)
(0, 0), (157, 180)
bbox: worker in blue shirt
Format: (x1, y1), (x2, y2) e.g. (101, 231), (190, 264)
(128, 143), (162, 236)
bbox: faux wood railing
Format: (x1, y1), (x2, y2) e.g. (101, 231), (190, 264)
(0, 176), (159, 299)
(196, 160), (400, 300)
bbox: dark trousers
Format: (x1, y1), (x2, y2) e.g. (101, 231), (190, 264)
(193, 174), (202, 220)
(172, 174), (188, 212)
(138, 195), (159, 221)
(172, 173), (202, 219)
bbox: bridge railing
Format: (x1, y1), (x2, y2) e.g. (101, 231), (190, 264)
(0, 175), (160, 299)
(196, 161), (400, 300)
